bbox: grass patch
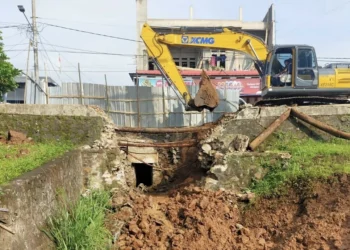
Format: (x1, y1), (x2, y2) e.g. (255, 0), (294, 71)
(0, 142), (74, 185)
(46, 190), (112, 250)
(252, 138), (350, 196)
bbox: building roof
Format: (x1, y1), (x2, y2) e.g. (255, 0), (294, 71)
(15, 76), (58, 87)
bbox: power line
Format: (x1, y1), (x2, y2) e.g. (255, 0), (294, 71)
(324, 0), (350, 14)
(0, 21), (25, 25)
(5, 47), (350, 62)
(39, 35), (97, 83)
(38, 35), (64, 84)
(35, 69), (134, 73)
(39, 22), (142, 42)
(4, 37), (28, 50)
(2, 32), (23, 39)
(38, 42), (105, 53)
(11, 50), (26, 59)
(8, 48), (350, 61)
(4, 43), (28, 47)
(318, 57), (350, 59)
(0, 25), (22, 29)
(37, 17), (136, 28)
(5, 49), (141, 57)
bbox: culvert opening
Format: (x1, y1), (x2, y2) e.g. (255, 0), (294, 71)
(133, 163), (153, 187)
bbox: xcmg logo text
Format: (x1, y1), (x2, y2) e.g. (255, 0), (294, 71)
(181, 36), (215, 44)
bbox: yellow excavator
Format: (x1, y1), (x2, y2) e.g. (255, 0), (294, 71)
(140, 24), (350, 112)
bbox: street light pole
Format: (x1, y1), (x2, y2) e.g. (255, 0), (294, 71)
(18, 2), (42, 104)
(31, 0), (41, 104)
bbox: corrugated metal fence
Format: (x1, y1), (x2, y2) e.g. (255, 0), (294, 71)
(48, 82), (240, 127)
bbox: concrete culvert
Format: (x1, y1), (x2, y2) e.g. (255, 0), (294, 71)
(133, 163), (153, 187)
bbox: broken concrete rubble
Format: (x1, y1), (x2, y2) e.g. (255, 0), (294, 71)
(197, 126), (292, 192)
(229, 134), (250, 152)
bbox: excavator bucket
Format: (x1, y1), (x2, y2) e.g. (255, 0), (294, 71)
(193, 70), (219, 111)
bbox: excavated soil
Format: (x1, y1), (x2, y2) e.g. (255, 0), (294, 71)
(107, 174), (350, 250)
(0, 130), (33, 145)
(0, 130), (32, 159)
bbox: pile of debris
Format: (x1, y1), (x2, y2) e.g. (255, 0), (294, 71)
(108, 186), (269, 250)
(198, 134), (250, 170)
(107, 175), (350, 250)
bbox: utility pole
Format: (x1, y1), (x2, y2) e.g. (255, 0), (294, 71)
(44, 62), (49, 104)
(24, 40), (31, 104)
(104, 74), (109, 114)
(78, 63), (84, 105)
(31, 0), (41, 104)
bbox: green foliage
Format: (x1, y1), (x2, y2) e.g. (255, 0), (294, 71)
(46, 190), (112, 250)
(0, 142), (74, 185)
(252, 138), (350, 196)
(0, 31), (21, 100)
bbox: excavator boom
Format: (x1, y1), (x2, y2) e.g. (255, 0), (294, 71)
(140, 24), (269, 111)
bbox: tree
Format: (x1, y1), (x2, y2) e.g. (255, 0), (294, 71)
(0, 31), (21, 101)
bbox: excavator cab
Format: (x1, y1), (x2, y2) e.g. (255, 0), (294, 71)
(261, 45), (320, 99)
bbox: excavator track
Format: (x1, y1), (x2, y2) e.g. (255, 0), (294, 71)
(254, 96), (350, 107)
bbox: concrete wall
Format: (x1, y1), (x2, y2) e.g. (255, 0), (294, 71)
(217, 104), (350, 149)
(199, 104), (350, 191)
(0, 104), (105, 144)
(0, 104), (127, 249)
(263, 4), (275, 50)
(0, 151), (84, 250)
(0, 147), (131, 250)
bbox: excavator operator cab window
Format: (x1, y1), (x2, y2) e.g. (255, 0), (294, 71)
(297, 49), (316, 81)
(270, 48), (293, 87)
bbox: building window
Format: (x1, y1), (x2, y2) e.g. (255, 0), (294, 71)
(174, 58), (180, 66)
(148, 61), (155, 70)
(211, 49), (225, 53)
(219, 54), (226, 69)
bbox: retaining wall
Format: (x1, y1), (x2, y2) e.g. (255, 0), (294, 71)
(0, 104), (105, 144)
(0, 151), (83, 250)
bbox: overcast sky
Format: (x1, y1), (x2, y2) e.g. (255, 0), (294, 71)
(1, 0), (350, 86)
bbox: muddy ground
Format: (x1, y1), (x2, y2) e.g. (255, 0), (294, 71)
(106, 173), (350, 250)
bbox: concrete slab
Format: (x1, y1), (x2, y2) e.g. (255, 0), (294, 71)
(0, 104), (106, 117)
(127, 147), (158, 164)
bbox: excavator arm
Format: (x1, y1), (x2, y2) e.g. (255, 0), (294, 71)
(140, 23), (269, 111)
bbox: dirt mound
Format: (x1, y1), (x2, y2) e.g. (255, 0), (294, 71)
(109, 175), (350, 250)
(0, 130), (33, 145)
(110, 187), (267, 250)
(243, 174), (350, 250)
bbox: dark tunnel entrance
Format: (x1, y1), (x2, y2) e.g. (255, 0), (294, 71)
(133, 163), (153, 187)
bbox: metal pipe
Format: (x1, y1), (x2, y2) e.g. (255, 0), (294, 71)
(119, 139), (197, 148)
(291, 108), (350, 140)
(249, 108), (291, 151)
(115, 123), (215, 133)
